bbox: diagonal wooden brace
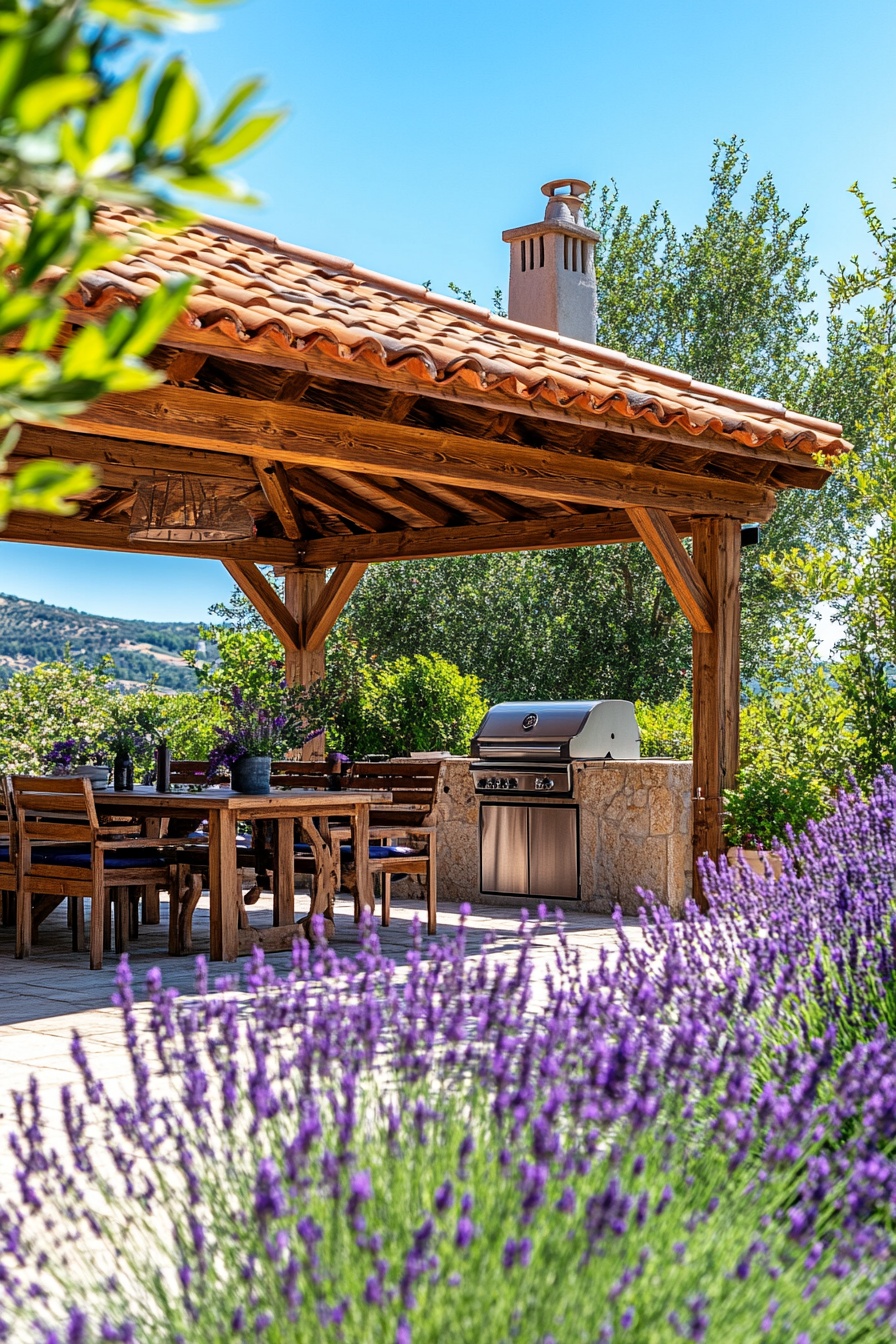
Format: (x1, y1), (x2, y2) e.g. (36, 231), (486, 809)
(627, 506), (715, 634)
(303, 562), (368, 651)
(222, 560), (301, 653)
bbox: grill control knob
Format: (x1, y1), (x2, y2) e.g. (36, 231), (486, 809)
(536, 776), (555, 791)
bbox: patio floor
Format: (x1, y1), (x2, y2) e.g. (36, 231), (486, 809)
(0, 888), (635, 1180)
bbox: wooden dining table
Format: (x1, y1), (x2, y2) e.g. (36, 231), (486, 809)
(93, 786), (391, 961)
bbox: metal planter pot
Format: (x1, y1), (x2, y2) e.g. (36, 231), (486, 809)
(231, 755), (272, 795)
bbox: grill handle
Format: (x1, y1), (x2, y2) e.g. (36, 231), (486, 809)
(477, 744), (565, 759)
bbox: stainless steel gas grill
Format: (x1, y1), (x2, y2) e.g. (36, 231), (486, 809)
(470, 700), (640, 901)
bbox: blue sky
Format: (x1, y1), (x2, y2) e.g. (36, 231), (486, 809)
(4, 0), (895, 623)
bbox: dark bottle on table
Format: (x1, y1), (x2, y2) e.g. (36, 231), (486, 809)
(155, 741), (171, 793)
(113, 751), (135, 791)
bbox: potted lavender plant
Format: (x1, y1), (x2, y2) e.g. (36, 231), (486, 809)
(44, 737), (110, 790)
(208, 687), (290, 795)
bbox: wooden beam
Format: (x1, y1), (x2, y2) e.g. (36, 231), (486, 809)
(0, 513), (299, 563)
(303, 562), (368, 650)
(691, 518), (741, 908)
(253, 459), (304, 540)
(147, 333), (830, 478)
(14, 424), (257, 483)
(221, 561), (301, 653)
(283, 568), (326, 691)
(290, 467), (404, 533)
(298, 510), (691, 566)
(62, 387), (778, 521)
(627, 506), (714, 635)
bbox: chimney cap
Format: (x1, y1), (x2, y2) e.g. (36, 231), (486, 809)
(541, 178), (590, 201)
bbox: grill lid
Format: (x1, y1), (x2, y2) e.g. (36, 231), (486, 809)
(471, 700), (641, 761)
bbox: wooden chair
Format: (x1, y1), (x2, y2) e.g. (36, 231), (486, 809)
(270, 760), (331, 790)
(339, 761), (444, 934)
(169, 760), (230, 790)
(0, 776), (16, 928)
(12, 776), (183, 970)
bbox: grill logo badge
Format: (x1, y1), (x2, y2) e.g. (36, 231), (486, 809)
(521, 712), (538, 731)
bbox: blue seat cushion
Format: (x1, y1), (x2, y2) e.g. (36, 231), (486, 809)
(32, 847), (170, 870)
(294, 842), (420, 861)
(0, 844), (9, 862)
(341, 844), (421, 860)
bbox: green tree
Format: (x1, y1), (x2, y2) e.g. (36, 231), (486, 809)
(343, 139), (847, 702)
(0, 0), (281, 519)
(766, 182), (896, 781)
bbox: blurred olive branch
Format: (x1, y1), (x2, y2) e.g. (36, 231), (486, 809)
(0, 0), (284, 523)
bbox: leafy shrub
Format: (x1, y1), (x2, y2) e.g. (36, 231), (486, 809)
(356, 652), (487, 758)
(635, 689), (692, 757)
(6, 775), (896, 1339)
(724, 760), (829, 848)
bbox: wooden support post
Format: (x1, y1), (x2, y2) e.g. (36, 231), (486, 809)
(691, 518), (741, 909)
(284, 568), (327, 759)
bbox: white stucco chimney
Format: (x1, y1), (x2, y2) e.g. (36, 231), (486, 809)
(502, 178), (598, 342)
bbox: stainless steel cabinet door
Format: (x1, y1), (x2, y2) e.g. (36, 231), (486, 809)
(528, 805), (578, 900)
(480, 803), (529, 895)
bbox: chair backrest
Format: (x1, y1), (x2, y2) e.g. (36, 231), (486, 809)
(170, 760), (229, 789)
(12, 775), (97, 853)
(270, 760), (330, 790)
(0, 775), (16, 863)
(350, 761), (445, 829)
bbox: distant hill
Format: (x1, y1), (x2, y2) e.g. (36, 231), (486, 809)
(0, 593), (208, 690)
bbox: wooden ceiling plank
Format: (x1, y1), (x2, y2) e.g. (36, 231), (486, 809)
(627, 506), (714, 634)
(0, 514), (300, 563)
(253, 459), (304, 540)
(303, 562), (368, 651)
(298, 510), (692, 566)
(221, 560), (301, 652)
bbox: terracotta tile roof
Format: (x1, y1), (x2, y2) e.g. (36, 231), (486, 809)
(2, 198), (847, 459)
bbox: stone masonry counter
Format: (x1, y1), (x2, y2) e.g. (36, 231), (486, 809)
(429, 757), (693, 917)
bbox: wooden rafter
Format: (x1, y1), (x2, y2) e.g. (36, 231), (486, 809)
(221, 561), (301, 653)
(366, 476), (462, 527)
(290, 467), (404, 533)
(252, 459), (304, 540)
(299, 509), (691, 566)
(166, 351), (207, 385)
(61, 388), (778, 521)
(627, 507), (714, 635)
(303, 563), (368, 650)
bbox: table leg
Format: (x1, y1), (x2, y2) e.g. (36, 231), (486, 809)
(272, 817), (295, 927)
(142, 818), (162, 922)
(208, 809), (239, 962)
(297, 814), (337, 940)
(352, 804), (373, 921)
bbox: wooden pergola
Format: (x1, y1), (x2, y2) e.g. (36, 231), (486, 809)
(0, 200), (848, 894)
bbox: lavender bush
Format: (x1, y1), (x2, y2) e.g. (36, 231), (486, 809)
(4, 774), (896, 1340)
